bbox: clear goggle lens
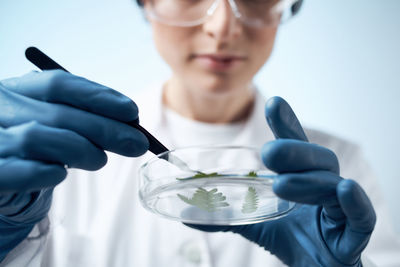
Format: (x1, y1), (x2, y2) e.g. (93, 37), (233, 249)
(144, 0), (302, 28)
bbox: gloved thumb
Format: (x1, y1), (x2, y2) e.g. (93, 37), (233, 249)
(265, 96), (308, 142)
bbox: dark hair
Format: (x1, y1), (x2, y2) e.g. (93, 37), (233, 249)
(135, 0), (303, 15)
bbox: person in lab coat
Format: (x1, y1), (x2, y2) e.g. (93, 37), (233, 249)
(1, 0), (400, 266)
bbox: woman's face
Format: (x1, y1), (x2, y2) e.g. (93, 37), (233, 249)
(145, 0), (279, 96)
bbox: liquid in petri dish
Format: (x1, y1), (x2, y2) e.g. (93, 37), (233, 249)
(140, 175), (296, 225)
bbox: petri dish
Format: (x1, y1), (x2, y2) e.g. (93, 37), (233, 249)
(138, 145), (297, 225)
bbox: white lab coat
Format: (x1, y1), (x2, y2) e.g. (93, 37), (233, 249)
(2, 85), (400, 267)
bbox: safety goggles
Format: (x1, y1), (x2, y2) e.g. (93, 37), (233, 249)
(143, 0), (303, 28)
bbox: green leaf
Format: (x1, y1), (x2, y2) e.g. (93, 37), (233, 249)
(247, 171), (258, 177)
(177, 187), (230, 212)
(241, 186), (259, 214)
(177, 171), (259, 180)
(176, 172), (225, 180)
(192, 172), (220, 178)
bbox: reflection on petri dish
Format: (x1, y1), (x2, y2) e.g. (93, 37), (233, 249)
(139, 145), (297, 225)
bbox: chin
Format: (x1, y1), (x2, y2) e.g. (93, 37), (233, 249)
(190, 74), (246, 97)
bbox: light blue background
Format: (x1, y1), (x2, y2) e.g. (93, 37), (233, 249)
(1, 0), (399, 232)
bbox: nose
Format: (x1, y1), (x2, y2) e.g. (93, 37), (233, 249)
(202, 0), (243, 45)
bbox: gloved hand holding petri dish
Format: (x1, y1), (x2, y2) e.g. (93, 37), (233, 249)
(138, 145), (297, 225)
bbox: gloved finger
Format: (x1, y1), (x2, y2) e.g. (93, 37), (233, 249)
(337, 179), (376, 245)
(0, 87), (149, 157)
(337, 179), (376, 233)
(0, 70), (138, 122)
(0, 158), (67, 193)
(261, 139), (340, 174)
(0, 122), (107, 171)
(273, 170), (342, 204)
(273, 171), (348, 220)
(321, 179), (376, 263)
(265, 96), (308, 141)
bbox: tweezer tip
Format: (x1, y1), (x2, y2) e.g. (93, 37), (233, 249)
(25, 47), (38, 58)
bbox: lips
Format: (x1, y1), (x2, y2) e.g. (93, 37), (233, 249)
(196, 54), (245, 61)
(194, 54), (246, 71)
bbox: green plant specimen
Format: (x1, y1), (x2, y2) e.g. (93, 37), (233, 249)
(192, 172), (221, 178)
(241, 186), (259, 214)
(177, 171), (258, 180)
(247, 171), (258, 177)
(176, 172), (224, 180)
(177, 187), (229, 212)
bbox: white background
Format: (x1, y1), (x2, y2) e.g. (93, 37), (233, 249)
(1, 0), (399, 232)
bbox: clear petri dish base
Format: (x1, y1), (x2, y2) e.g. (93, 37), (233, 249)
(140, 175), (296, 225)
(138, 146), (297, 225)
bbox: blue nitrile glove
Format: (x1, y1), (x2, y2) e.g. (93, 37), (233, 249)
(0, 70), (149, 261)
(187, 96), (376, 267)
